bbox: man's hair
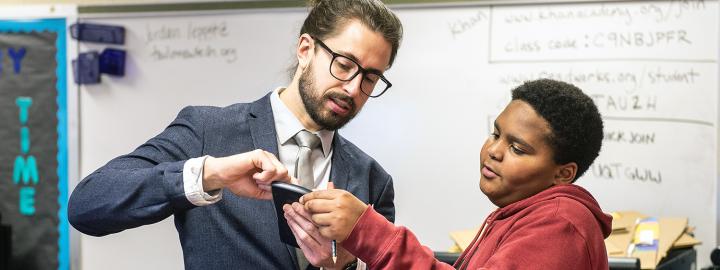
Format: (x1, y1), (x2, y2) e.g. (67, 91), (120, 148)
(295, 0), (403, 68)
(511, 79), (603, 181)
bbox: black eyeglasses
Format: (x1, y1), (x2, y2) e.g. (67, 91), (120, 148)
(312, 36), (392, 98)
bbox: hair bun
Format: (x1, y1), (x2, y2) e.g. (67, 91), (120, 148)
(307, 0), (322, 8)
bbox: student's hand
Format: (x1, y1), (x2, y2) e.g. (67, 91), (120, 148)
(202, 149), (295, 200)
(300, 189), (368, 242)
(284, 202), (356, 269)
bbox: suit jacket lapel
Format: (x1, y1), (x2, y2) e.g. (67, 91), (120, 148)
(330, 141), (350, 191)
(330, 134), (363, 199)
(248, 93), (299, 264)
(248, 93), (280, 157)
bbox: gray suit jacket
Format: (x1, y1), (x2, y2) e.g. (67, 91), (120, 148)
(68, 93), (395, 269)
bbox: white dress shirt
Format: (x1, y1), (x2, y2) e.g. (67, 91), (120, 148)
(183, 87), (334, 205)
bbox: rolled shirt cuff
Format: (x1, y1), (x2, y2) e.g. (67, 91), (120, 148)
(183, 155), (222, 206)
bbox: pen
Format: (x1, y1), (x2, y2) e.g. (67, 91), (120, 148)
(331, 239), (337, 264)
(328, 181), (337, 264)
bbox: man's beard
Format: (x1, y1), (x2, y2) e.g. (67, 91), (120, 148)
(298, 64), (358, 130)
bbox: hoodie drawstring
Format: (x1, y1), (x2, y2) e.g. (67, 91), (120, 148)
(454, 211), (496, 270)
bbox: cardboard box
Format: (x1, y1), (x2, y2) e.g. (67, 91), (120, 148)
(607, 212), (701, 269)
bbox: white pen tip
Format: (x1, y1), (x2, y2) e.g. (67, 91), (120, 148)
(332, 256), (337, 264)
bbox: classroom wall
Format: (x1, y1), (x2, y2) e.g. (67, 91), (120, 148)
(1, 1), (715, 270)
(74, 1), (719, 269)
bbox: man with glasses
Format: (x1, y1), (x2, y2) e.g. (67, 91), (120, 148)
(68, 1), (402, 270)
(312, 37), (392, 98)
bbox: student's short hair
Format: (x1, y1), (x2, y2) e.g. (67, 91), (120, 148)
(511, 79), (603, 181)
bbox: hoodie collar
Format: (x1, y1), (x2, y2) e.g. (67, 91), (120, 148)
(493, 184), (613, 237)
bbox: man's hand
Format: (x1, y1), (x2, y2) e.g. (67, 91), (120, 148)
(284, 202), (355, 269)
(202, 149), (294, 200)
(300, 189), (368, 242)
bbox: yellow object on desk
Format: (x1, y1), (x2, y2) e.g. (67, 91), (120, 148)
(448, 228), (480, 252)
(606, 211), (700, 269)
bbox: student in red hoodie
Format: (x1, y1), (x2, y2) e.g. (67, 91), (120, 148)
(284, 78), (613, 270)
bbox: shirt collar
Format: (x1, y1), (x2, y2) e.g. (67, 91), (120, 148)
(270, 88), (334, 157)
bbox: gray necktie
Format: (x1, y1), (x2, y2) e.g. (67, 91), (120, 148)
(294, 130), (321, 189)
(293, 130), (320, 270)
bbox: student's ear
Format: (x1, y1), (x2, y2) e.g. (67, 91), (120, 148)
(296, 34), (314, 70)
(554, 162), (578, 185)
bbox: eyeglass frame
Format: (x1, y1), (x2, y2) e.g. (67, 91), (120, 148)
(310, 36), (392, 98)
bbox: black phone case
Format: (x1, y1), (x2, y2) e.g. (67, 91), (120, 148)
(271, 181), (312, 248)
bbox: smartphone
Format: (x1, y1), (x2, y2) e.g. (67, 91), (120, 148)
(271, 181), (312, 248)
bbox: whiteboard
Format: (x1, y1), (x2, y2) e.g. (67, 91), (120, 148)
(76, 1), (718, 269)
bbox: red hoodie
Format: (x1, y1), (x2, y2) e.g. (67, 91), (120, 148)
(342, 184), (612, 270)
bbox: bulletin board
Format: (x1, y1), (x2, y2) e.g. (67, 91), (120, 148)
(0, 18), (69, 270)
